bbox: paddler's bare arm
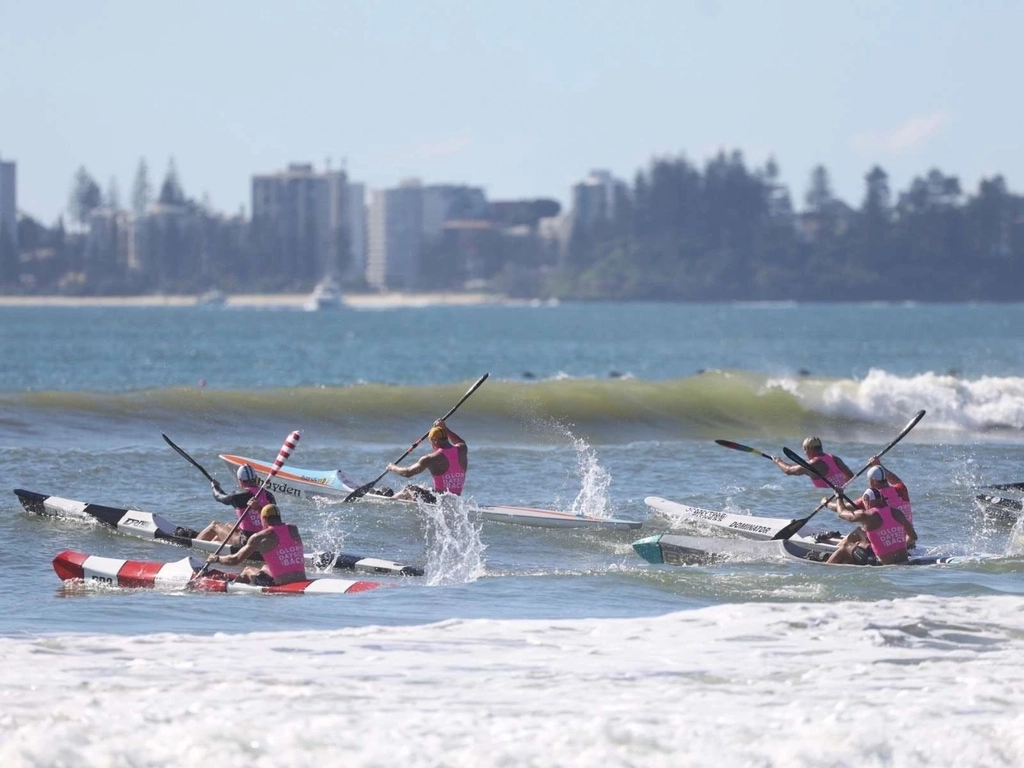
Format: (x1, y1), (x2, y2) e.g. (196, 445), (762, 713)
(208, 529), (277, 566)
(388, 455), (438, 478)
(773, 456), (809, 476)
(825, 495), (860, 517)
(438, 420), (465, 448)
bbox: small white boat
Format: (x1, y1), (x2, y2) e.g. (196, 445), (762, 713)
(196, 289), (227, 307)
(304, 277), (344, 311)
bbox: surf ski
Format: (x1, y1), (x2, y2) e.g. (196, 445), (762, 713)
(52, 550), (383, 595)
(219, 454), (643, 530)
(644, 496), (838, 546)
(14, 489), (423, 576)
(632, 533), (966, 568)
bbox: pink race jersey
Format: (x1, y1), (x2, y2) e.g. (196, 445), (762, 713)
(864, 504), (907, 559)
(432, 446), (466, 495)
(808, 454), (847, 489)
(236, 488), (272, 533)
(261, 524), (305, 582)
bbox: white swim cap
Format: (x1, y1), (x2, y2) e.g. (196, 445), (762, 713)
(867, 466), (886, 482)
(237, 464), (258, 483)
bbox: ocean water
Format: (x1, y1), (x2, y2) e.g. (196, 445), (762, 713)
(2, 301), (1024, 766)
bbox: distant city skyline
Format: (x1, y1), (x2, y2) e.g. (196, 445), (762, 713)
(1, 0), (1020, 225)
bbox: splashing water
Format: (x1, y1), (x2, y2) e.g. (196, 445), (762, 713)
(1006, 513), (1024, 557)
(566, 435), (612, 519)
(420, 495), (487, 586)
(306, 496), (350, 559)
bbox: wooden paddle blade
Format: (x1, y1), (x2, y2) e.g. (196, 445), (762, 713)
(715, 439), (772, 460)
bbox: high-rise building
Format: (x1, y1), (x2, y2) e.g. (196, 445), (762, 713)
(366, 181), (487, 290)
(344, 182), (366, 279)
(0, 157), (17, 250)
(366, 181), (423, 291)
(572, 170), (627, 229)
(251, 163), (366, 284)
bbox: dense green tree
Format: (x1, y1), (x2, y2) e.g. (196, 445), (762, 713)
(158, 158), (186, 206)
(131, 158), (152, 217)
(0, 222), (18, 286)
(68, 167), (102, 226)
(106, 177), (121, 211)
(805, 165), (833, 213)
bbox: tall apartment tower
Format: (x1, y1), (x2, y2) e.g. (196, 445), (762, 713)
(251, 163), (366, 283)
(366, 181), (487, 290)
(344, 182), (366, 279)
(572, 170), (627, 229)
(366, 181), (423, 291)
(0, 157), (17, 250)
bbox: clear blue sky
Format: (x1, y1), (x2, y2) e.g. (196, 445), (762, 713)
(1, 0), (1019, 224)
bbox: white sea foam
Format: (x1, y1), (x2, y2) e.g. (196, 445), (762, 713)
(3, 596), (1024, 767)
(768, 369), (1024, 433)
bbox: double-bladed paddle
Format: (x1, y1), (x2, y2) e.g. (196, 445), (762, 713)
(770, 409), (926, 541)
(192, 429), (301, 582)
(344, 373), (489, 502)
(714, 439), (773, 461)
(162, 432), (218, 483)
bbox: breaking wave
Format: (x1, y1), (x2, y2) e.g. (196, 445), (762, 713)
(2, 369), (1023, 445)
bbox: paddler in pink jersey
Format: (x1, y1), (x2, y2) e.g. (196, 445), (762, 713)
(823, 487), (917, 565)
(387, 419), (468, 503)
(772, 436), (854, 489)
(865, 461), (915, 547)
(207, 504), (307, 586)
(191, 463), (276, 547)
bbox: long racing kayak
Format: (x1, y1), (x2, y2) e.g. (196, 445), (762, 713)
(53, 550), (383, 594)
(14, 489), (424, 576)
(632, 533), (966, 568)
(644, 496), (841, 548)
(219, 454), (643, 530)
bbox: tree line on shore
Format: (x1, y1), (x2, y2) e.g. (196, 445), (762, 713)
(1, 152), (1021, 301)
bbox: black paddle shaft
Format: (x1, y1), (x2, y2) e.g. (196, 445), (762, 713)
(783, 447), (856, 506)
(344, 373), (489, 502)
(162, 433), (217, 484)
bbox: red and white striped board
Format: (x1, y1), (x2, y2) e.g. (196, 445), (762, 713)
(53, 550), (384, 595)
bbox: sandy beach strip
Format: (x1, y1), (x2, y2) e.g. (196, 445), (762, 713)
(0, 292), (513, 309)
